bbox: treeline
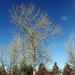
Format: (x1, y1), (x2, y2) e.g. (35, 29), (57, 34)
(0, 62), (75, 75)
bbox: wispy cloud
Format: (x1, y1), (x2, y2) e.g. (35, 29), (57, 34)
(61, 16), (68, 21)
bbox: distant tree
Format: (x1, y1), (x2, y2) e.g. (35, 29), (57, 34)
(9, 3), (61, 70)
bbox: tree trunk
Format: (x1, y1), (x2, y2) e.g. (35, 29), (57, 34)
(33, 69), (36, 75)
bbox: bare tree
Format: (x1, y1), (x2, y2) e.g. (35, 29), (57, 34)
(0, 48), (4, 65)
(65, 34), (75, 67)
(9, 33), (22, 66)
(9, 3), (61, 69)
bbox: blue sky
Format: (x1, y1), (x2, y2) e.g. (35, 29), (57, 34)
(0, 0), (74, 68)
